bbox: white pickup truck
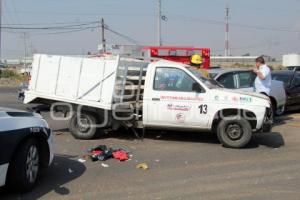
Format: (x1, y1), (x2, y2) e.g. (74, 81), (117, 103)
(24, 54), (272, 148)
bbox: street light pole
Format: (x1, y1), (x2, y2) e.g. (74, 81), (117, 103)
(23, 32), (27, 72)
(101, 18), (106, 53)
(157, 0), (162, 46)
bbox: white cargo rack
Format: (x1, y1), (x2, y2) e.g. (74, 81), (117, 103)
(24, 54), (149, 110)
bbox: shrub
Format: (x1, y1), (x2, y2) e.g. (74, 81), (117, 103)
(0, 69), (27, 81)
(0, 69), (17, 78)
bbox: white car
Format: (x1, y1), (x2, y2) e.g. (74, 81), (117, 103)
(0, 108), (54, 192)
(209, 68), (287, 115)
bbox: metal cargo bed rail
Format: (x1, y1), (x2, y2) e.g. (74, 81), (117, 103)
(113, 58), (148, 123)
(113, 58), (148, 104)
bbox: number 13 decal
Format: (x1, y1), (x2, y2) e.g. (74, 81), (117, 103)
(199, 104), (208, 114)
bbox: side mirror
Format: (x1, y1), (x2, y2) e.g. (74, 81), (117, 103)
(192, 82), (202, 93)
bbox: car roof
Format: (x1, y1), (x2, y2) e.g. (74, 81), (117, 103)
(0, 107), (29, 113)
(272, 70), (295, 75)
(0, 107), (27, 113)
(208, 68), (251, 74)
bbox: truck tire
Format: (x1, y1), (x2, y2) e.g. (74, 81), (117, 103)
(7, 138), (40, 192)
(217, 116), (252, 148)
(69, 111), (98, 140)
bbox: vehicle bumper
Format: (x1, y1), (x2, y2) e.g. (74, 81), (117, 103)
(47, 131), (54, 165)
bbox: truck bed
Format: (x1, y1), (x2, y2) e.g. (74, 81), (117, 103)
(24, 54), (148, 110)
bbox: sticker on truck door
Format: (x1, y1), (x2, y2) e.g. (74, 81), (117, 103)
(199, 104), (208, 114)
(175, 113), (185, 123)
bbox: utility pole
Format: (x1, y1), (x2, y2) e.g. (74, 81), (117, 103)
(101, 18), (106, 53)
(0, 0), (2, 63)
(225, 4), (230, 57)
(157, 0), (162, 46)
(22, 32), (27, 71)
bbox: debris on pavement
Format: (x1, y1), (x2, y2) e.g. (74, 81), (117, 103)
(87, 145), (130, 162)
(78, 158), (86, 163)
(112, 150), (129, 161)
(136, 163), (149, 170)
(101, 163), (109, 168)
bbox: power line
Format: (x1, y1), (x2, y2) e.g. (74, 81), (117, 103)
(167, 14), (300, 34)
(1, 21), (96, 26)
(0, 21), (100, 30)
(3, 10), (155, 17)
(2, 20), (140, 45)
(230, 22), (300, 33)
(1, 14), (298, 34)
(28, 26), (100, 36)
(104, 26), (139, 45)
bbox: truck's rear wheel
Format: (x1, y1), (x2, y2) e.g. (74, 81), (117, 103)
(217, 116), (252, 148)
(69, 112), (98, 139)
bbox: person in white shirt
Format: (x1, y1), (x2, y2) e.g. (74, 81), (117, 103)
(253, 56), (272, 96)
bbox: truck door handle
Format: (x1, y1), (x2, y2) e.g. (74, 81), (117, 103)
(152, 98), (160, 101)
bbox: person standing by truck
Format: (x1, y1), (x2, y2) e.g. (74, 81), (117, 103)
(253, 56), (272, 96)
(190, 54), (209, 78)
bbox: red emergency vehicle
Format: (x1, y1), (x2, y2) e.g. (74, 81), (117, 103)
(141, 46), (211, 69)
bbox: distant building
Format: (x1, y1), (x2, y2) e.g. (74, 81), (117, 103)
(0, 57), (33, 65)
(210, 56), (258, 67)
(98, 44), (142, 56)
(211, 55), (279, 68)
(282, 54), (300, 67)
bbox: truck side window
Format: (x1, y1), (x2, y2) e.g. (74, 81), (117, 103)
(217, 72), (236, 89)
(237, 72), (254, 88)
(154, 67), (197, 92)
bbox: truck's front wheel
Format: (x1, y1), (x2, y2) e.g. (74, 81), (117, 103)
(69, 112), (98, 140)
(217, 117), (252, 148)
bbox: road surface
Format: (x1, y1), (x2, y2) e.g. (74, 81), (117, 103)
(0, 87), (300, 200)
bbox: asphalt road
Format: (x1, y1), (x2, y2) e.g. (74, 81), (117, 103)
(0, 87), (300, 200)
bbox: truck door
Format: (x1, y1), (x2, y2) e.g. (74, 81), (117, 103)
(288, 72), (300, 107)
(144, 67), (210, 128)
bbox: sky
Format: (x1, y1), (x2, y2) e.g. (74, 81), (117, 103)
(2, 0), (300, 59)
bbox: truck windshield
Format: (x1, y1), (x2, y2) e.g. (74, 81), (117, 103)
(187, 67), (222, 89)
